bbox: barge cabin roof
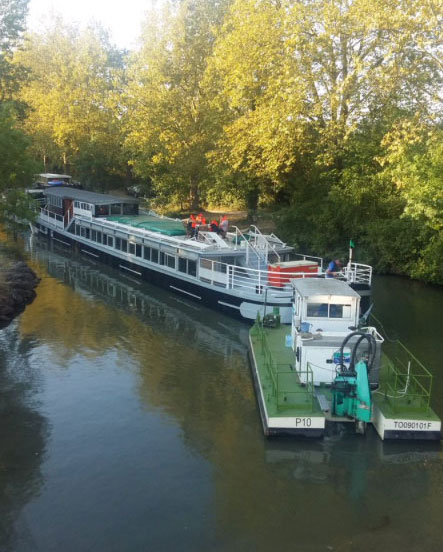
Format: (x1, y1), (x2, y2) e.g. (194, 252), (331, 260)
(43, 187), (138, 206)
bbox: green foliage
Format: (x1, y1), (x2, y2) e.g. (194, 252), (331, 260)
(125, 0), (231, 209)
(0, 103), (37, 192)
(1, 0), (443, 285)
(16, 21), (128, 189)
(0, 187), (38, 233)
(0, 0), (29, 101)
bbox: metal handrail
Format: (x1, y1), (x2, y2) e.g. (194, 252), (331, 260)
(381, 341), (433, 414)
(253, 323), (315, 411)
(199, 258), (372, 296)
(248, 225), (281, 264)
(230, 225), (267, 266)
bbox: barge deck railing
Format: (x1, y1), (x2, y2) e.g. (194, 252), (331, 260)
(252, 322), (315, 411)
(37, 211), (372, 294)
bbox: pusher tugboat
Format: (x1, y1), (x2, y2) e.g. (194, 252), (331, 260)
(249, 278), (441, 440)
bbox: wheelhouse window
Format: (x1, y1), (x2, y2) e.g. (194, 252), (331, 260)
(151, 248), (159, 263)
(136, 244), (142, 257)
(111, 204), (121, 215)
(106, 235), (113, 247)
(306, 302), (352, 318)
(121, 239), (128, 253)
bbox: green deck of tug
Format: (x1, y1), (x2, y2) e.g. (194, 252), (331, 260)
(107, 215), (186, 236)
(249, 323), (440, 426)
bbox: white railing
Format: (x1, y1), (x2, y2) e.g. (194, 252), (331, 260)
(198, 258), (372, 297)
(248, 225), (282, 264)
(293, 253), (324, 271)
(343, 262), (372, 285)
(228, 226), (268, 267)
(39, 208), (65, 230)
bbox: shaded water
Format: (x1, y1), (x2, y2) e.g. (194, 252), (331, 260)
(1, 236), (442, 552)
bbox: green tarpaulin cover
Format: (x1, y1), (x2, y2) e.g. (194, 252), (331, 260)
(107, 215), (186, 236)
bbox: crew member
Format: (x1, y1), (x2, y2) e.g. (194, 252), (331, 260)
(210, 219), (219, 233)
(219, 215), (228, 238)
(326, 259), (342, 278)
(188, 214), (197, 238)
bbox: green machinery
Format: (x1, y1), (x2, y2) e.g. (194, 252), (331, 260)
(331, 331), (376, 433)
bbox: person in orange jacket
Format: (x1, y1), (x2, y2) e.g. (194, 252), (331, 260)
(210, 219), (219, 233)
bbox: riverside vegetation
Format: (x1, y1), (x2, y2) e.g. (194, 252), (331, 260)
(1, 0), (443, 284)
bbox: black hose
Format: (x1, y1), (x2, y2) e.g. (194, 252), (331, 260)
(338, 330), (377, 374)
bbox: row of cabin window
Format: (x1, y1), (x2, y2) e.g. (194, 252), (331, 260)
(74, 201), (92, 211)
(75, 224), (196, 276)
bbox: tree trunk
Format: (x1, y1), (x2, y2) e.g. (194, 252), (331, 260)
(189, 178), (199, 211)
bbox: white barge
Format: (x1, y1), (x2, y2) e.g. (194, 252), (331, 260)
(33, 187), (372, 322)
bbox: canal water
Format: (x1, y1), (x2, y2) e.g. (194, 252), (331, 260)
(1, 236), (442, 552)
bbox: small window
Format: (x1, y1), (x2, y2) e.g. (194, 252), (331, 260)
(115, 237), (121, 250)
(144, 246), (151, 260)
(307, 303), (328, 318)
(151, 249), (159, 263)
(91, 230), (97, 241)
(107, 235), (113, 247)
(121, 239), (127, 252)
(129, 243), (135, 255)
(188, 260), (197, 277)
(330, 304), (352, 318)
(136, 244), (142, 257)
(178, 258), (197, 277)
(167, 255), (175, 269)
(97, 232), (102, 244)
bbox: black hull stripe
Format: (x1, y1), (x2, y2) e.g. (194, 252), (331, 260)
(39, 227), (292, 321)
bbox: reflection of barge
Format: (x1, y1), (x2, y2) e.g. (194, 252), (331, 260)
(29, 237), (249, 357)
(33, 187), (372, 322)
(248, 278), (441, 440)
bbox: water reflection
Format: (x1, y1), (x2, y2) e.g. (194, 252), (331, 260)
(0, 237), (441, 551)
(0, 325), (48, 552)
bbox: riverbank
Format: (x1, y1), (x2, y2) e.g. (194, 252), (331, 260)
(0, 259), (40, 329)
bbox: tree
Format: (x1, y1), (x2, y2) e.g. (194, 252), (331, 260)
(0, 103), (37, 192)
(0, 0), (38, 232)
(207, 0), (443, 186)
(16, 21), (128, 189)
(377, 121), (443, 282)
(125, 0), (230, 210)
(0, 0), (29, 101)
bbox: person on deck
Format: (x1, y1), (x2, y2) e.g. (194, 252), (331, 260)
(187, 214), (197, 238)
(210, 219), (219, 233)
(326, 259), (342, 278)
(219, 215), (228, 238)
